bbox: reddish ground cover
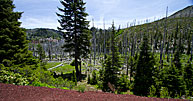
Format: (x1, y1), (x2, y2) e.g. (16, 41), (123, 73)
(0, 83), (187, 101)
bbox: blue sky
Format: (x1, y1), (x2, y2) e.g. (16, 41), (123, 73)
(13, 0), (192, 29)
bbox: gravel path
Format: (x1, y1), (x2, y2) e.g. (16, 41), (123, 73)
(0, 83), (187, 101)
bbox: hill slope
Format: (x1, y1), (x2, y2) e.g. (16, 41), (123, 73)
(26, 28), (63, 40)
(116, 5), (193, 54)
(168, 5), (193, 19)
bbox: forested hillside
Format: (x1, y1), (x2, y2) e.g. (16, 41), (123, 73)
(26, 28), (63, 40)
(88, 5), (193, 98)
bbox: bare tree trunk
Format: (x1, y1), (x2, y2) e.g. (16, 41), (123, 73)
(74, 1), (80, 80)
(79, 60), (81, 77)
(125, 34), (129, 75)
(103, 19), (106, 59)
(191, 35), (193, 61)
(93, 30), (96, 66)
(160, 6), (168, 69)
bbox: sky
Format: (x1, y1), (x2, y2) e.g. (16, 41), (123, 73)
(13, 0), (193, 29)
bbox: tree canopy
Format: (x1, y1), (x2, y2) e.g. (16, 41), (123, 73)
(57, 0), (90, 79)
(0, 0), (33, 67)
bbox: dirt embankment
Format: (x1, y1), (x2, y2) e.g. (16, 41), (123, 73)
(0, 83), (187, 101)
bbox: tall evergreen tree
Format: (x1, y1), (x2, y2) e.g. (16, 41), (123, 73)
(0, 0), (33, 67)
(99, 22), (122, 92)
(57, 0), (90, 79)
(173, 50), (182, 71)
(37, 43), (45, 62)
(160, 63), (185, 97)
(133, 34), (155, 96)
(184, 61), (193, 94)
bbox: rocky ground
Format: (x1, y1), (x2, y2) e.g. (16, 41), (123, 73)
(0, 83), (187, 101)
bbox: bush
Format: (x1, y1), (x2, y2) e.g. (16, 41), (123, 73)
(77, 84), (86, 93)
(117, 75), (130, 93)
(54, 77), (76, 89)
(0, 70), (29, 85)
(32, 81), (56, 88)
(32, 77), (74, 90)
(160, 87), (169, 98)
(149, 85), (157, 97)
(32, 66), (54, 85)
(90, 70), (97, 85)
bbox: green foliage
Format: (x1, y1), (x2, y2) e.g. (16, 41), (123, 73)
(32, 67), (76, 90)
(37, 43), (45, 61)
(184, 61), (193, 93)
(26, 28), (63, 40)
(99, 22), (122, 92)
(0, 0), (38, 87)
(0, 0), (34, 67)
(33, 66), (54, 85)
(128, 56), (136, 81)
(31, 79), (70, 90)
(45, 62), (62, 69)
(133, 35), (156, 96)
(77, 84), (86, 93)
(116, 29), (124, 37)
(90, 70), (97, 85)
(54, 77), (76, 89)
(160, 87), (169, 98)
(32, 81), (56, 88)
(173, 51), (182, 71)
(149, 85), (157, 97)
(160, 64), (185, 98)
(57, 0), (91, 80)
(0, 70), (29, 85)
(51, 63), (74, 73)
(117, 75), (130, 93)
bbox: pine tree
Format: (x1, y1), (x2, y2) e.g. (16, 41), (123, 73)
(133, 34), (156, 96)
(128, 56), (136, 82)
(173, 50), (182, 71)
(160, 63), (185, 97)
(57, 0), (90, 80)
(0, 0), (33, 67)
(184, 61), (193, 93)
(37, 43), (45, 62)
(99, 22), (122, 92)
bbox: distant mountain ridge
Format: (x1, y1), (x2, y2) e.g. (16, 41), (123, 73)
(26, 5), (193, 40)
(26, 28), (63, 40)
(168, 5), (193, 18)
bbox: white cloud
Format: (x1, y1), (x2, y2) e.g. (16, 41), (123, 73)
(20, 16), (59, 29)
(14, 0), (192, 29)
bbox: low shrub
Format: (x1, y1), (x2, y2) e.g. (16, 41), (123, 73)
(90, 70), (97, 85)
(117, 75), (130, 93)
(0, 70), (29, 85)
(149, 85), (157, 97)
(32, 81), (56, 88)
(77, 84), (86, 93)
(160, 87), (169, 98)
